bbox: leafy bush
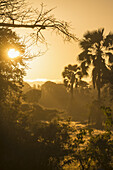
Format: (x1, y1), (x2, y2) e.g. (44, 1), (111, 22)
(64, 107), (113, 170)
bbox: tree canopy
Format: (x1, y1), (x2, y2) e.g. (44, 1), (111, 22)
(78, 28), (113, 99)
(0, 28), (28, 106)
(62, 64), (82, 97)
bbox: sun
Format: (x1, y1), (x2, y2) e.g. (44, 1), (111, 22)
(8, 49), (20, 58)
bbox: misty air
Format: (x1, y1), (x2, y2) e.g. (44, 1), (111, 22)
(0, 0), (113, 170)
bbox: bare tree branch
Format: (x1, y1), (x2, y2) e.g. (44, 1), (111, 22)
(0, 0), (77, 42)
(0, 23), (46, 29)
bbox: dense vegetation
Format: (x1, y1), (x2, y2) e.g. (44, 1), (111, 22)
(0, 27), (113, 169)
(0, 1), (113, 169)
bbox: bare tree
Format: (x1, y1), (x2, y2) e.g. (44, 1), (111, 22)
(0, 0), (77, 43)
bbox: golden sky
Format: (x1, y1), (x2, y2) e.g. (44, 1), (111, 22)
(24, 0), (113, 82)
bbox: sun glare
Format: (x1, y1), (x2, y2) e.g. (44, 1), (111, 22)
(8, 49), (20, 58)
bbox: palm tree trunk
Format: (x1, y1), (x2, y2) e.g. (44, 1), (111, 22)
(98, 69), (101, 100)
(98, 86), (100, 100)
(70, 84), (73, 100)
(97, 48), (101, 100)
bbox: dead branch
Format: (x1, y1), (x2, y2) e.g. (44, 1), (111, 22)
(0, 0), (77, 42)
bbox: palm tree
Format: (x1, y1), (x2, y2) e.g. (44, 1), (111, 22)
(103, 64), (113, 100)
(78, 28), (113, 100)
(62, 64), (82, 98)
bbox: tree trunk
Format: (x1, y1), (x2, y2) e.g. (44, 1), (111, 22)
(98, 86), (100, 100)
(97, 48), (101, 100)
(70, 84), (73, 100)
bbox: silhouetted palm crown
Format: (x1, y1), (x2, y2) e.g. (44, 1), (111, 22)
(62, 64), (82, 94)
(79, 28), (113, 99)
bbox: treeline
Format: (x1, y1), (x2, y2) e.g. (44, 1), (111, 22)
(23, 79), (113, 129)
(0, 0), (113, 168)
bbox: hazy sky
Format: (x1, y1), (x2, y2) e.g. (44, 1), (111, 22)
(24, 0), (113, 82)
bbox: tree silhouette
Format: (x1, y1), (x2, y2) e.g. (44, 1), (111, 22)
(62, 64), (82, 98)
(0, 0), (77, 43)
(78, 28), (113, 99)
(23, 89), (41, 103)
(102, 64), (113, 100)
(0, 28), (28, 106)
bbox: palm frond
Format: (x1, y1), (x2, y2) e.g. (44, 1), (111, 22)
(78, 51), (87, 61)
(86, 54), (91, 64)
(79, 39), (91, 50)
(106, 52), (113, 63)
(81, 61), (89, 75)
(83, 28), (104, 45)
(104, 33), (113, 48)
